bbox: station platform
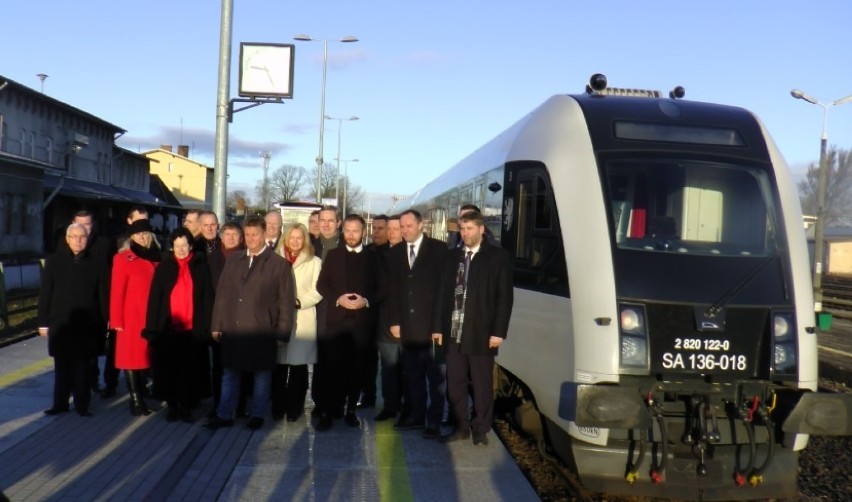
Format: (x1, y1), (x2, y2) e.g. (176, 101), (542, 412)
(0, 336), (538, 501)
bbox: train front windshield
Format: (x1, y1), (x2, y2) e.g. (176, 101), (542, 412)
(604, 158), (790, 304)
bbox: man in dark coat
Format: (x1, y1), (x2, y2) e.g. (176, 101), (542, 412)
(315, 214), (380, 431)
(38, 223), (109, 417)
(198, 210), (227, 414)
(69, 209), (119, 396)
(206, 216), (296, 431)
(437, 211), (513, 446)
(387, 209), (449, 438)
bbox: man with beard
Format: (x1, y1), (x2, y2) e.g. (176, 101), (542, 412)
(314, 214), (379, 431)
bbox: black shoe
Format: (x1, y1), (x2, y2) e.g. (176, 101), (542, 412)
(315, 414), (333, 432)
(422, 424), (440, 439)
(472, 431), (488, 446)
(356, 398), (375, 409)
(332, 409), (344, 419)
(101, 386), (117, 398)
(180, 409), (194, 423)
(204, 417), (234, 430)
(166, 407), (180, 422)
(246, 417), (264, 430)
(374, 409), (397, 422)
(440, 429), (471, 443)
(236, 409), (250, 419)
(394, 417), (424, 431)
(344, 412), (360, 428)
(272, 412), (285, 422)
(286, 414), (300, 422)
(76, 409), (93, 417)
(44, 406), (70, 416)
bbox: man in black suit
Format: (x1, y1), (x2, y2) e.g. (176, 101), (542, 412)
(315, 214), (380, 431)
(264, 210), (283, 251)
(388, 209), (448, 438)
(437, 211), (513, 446)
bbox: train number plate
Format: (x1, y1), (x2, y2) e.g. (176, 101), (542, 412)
(660, 337), (748, 372)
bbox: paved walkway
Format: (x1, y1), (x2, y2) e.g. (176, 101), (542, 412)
(0, 336), (538, 502)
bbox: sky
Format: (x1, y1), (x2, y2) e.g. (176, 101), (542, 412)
(4, 0), (852, 213)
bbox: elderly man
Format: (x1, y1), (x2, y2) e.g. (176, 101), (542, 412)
(38, 223), (109, 417)
(264, 210), (284, 251)
(206, 216), (296, 431)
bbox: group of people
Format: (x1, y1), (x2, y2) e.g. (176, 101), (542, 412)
(37, 203), (513, 445)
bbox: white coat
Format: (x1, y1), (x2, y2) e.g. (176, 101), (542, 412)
(277, 252), (322, 365)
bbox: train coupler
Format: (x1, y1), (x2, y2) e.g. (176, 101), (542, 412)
(625, 469), (639, 484)
(649, 469), (663, 484)
(733, 470), (746, 487)
(748, 472), (764, 487)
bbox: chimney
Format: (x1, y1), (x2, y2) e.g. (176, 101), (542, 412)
(177, 145), (189, 157)
(160, 144), (173, 153)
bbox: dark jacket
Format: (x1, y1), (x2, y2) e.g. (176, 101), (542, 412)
(439, 244), (514, 356)
(211, 248), (296, 371)
(144, 252), (214, 343)
(204, 237), (226, 290)
(38, 246), (108, 359)
(316, 246), (380, 330)
(387, 236), (448, 346)
(367, 242), (396, 343)
(145, 251), (215, 401)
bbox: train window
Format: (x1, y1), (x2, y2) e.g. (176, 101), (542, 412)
(506, 163), (569, 298)
(605, 159), (779, 257)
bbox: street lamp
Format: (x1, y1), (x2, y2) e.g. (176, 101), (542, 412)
(293, 34), (359, 203)
(325, 115), (359, 208)
(335, 158), (359, 218)
(790, 89), (852, 313)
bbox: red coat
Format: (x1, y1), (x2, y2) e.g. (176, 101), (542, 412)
(110, 249), (157, 369)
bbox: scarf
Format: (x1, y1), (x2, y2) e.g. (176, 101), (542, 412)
(130, 241), (162, 262)
(169, 253), (194, 331)
(284, 248), (299, 264)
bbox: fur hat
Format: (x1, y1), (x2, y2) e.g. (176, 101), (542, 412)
(127, 219), (153, 235)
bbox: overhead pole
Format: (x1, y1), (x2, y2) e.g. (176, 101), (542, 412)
(212, 0), (234, 221)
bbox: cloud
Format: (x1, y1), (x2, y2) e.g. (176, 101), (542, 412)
(117, 125), (295, 161)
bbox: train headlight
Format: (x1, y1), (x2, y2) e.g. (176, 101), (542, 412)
(619, 303), (649, 373)
(773, 313), (792, 340)
(771, 310), (797, 377)
(620, 307), (644, 334)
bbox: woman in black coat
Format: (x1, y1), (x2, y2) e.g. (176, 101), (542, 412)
(38, 223), (108, 417)
(144, 228), (214, 422)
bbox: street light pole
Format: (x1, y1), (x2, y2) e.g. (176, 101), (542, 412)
(791, 89), (852, 313)
(336, 158), (359, 218)
(293, 34), (358, 203)
(325, 115), (359, 210)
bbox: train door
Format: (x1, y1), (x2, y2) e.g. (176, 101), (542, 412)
(503, 161), (569, 297)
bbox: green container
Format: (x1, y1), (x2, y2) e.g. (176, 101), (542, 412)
(817, 312), (832, 332)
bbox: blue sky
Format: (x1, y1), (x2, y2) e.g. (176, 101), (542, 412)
(5, 1), (852, 212)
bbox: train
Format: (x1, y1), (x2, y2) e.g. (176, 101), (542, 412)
(405, 75), (852, 500)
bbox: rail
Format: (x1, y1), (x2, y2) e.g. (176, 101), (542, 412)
(821, 275), (852, 320)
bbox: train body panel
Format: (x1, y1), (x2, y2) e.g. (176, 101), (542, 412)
(406, 76), (851, 499)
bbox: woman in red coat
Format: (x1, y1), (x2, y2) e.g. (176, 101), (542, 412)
(110, 219), (161, 415)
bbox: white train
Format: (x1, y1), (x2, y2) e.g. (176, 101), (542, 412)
(406, 75), (852, 500)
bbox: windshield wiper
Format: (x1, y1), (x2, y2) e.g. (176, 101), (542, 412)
(705, 253), (779, 318)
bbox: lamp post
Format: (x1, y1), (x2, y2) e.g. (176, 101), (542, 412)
(325, 115), (359, 208)
(293, 34), (358, 203)
(335, 158), (359, 218)
(790, 89), (852, 313)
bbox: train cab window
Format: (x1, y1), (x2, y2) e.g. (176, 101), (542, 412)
(505, 163), (569, 297)
(605, 160), (780, 257)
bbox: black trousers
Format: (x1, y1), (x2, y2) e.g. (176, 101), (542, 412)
(91, 331), (119, 389)
(271, 364), (309, 418)
(54, 356), (91, 412)
(401, 343), (445, 426)
(445, 342), (495, 434)
(315, 320), (369, 416)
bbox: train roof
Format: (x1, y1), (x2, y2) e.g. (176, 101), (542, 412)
(408, 91), (764, 207)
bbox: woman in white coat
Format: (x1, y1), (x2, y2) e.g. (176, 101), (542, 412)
(272, 223), (323, 421)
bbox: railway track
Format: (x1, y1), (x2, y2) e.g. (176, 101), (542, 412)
(821, 275), (852, 319)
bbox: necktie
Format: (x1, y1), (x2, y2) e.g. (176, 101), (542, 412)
(451, 251), (472, 343)
(463, 250), (472, 286)
(249, 254), (256, 268)
(267, 240), (274, 249)
(409, 244), (416, 268)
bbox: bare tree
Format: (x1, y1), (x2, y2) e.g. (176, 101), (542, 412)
(339, 175), (365, 217)
(798, 146), (852, 226)
(306, 163), (340, 201)
(227, 189), (250, 218)
(267, 164), (307, 203)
